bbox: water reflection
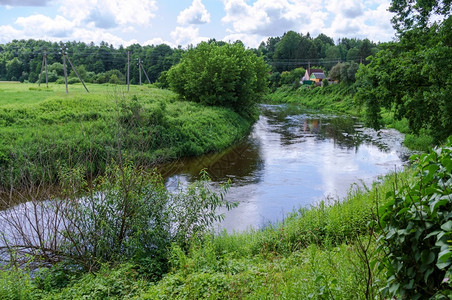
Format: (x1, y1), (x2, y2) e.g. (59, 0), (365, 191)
(162, 104), (410, 232)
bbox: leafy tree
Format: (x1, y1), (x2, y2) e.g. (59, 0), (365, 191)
(356, 17), (452, 142)
(346, 47), (359, 62)
(167, 42), (268, 115)
(390, 0), (451, 32)
(329, 62), (341, 81)
(6, 57), (23, 81)
(273, 31), (302, 72)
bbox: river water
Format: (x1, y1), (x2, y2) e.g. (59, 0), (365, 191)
(160, 104), (411, 232)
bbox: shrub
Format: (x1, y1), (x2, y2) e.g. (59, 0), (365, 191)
(377, 136), (452, 299)
(167, 42), (268, 115)
(0, 160), (235, 280)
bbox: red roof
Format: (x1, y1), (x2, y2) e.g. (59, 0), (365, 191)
(307, 68), (324, 75)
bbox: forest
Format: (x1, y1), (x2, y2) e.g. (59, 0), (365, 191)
(0, 34), (377, 86)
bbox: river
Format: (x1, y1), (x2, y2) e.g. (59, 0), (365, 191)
(160, 104), (411, 232)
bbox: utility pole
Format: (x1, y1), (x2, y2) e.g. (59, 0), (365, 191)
(38, 51), (45, 87)
(139, 60), (152, 85)
(65, 53), (89, 93)
(127, 51), (130, 91)
(38, 50), (48, 88)
(62, 45), (68, 94)
(137, 58), (142, 85)
(44, 50), (48, 88)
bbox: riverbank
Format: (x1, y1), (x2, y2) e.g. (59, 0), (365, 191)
(0, 82), (255, 192)
(266, 84), (435, 151)
(264, 84), (358, 115)
(0, 167), (413, 298)
(3, 139), (451, 299)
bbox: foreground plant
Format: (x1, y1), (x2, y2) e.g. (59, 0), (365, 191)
(0, 160), (235, 281)
(377, 136), (452, 299)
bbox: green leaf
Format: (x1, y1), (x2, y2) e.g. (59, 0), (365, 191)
(441, 221), (452, 232)
(438, 248), (452, 263)
(430, 198), (449, 214)
(436, 261), (451, 270)
(421, 250), (435, 265)
(424, 267), (434, 283)
(425, 230), (441, 239)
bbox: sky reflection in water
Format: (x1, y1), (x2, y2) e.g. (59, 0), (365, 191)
(163, 104), (409, 232)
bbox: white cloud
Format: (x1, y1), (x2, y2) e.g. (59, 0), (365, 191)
(70, 28), (139, 47)
(177, 0), (210, 25)
(170, 25), (208, 46)
(143, 37), (175, 47)
(222, 33), (263, 48)
(15, 14), (74, 38)
(0, 25), (23, 43)
(57, 0), (157, 28)
(222, 0), (306, 36)
(327, 0), (364, 18)
(329, 0), (394, 41)
(222, 0), (395, 45)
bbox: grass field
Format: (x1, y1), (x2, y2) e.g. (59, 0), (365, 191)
(0, 82), (255, 191)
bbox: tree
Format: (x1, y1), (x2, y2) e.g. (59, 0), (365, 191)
(356, 16), (452, 142)
(389, 0), (451, 32)
(6, 57), (23, 81)
(273, 31), (302, 71)
(167, 42), (268, 115)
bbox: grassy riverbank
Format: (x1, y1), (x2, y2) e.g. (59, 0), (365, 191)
(265, 84), (358, 115)
(0, 82), (255, 191)
(3, 139), (451, 299)
(266, 84), (435, 151)
(0, 169), (411, 298)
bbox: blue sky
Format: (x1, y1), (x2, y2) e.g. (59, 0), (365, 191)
(0, 0), (396, 48)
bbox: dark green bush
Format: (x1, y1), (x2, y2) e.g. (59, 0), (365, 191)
(167, 42), (268, 115)
(377, 136), (452, 299)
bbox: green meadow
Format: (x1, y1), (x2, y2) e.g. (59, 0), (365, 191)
(0, 82), (254, 191)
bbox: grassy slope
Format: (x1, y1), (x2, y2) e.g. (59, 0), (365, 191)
(267, 84), (434, 151)
(265, 84), (359, 115)
(2, 170), (411, 299)
(0, 82), (254, 190)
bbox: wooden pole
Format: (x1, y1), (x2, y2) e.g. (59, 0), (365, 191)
(44, 50), (48, 88)
(140, 61), (152, 85)
(38, 51), (45, 87)
(127, 51), (130, 91)
(62, 45), (68, 94)
(66, 54), (89, 93)
(138, 59), (142, 86)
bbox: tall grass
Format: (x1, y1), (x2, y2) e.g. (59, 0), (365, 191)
(0, 82), (254, 191)
(265, 84), (358, 115)
(140, 170), (412, 299)
(0, 168), (411, 299)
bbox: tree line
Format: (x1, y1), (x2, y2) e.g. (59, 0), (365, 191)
(0, 40), (183, 84)
(0, 33), (378, 86)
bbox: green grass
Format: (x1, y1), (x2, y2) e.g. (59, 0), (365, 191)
(265, 84), (359, 115)
(0, 169), (411, 299)
(0, 82), (255, 190)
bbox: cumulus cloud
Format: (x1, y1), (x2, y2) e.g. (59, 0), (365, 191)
(221, 0), (395, 46)
(177, 0), (210, 25)
(221, 0), (334, 39)
(0, 0), (49, 6)
(327, 0), (364, 19)
(15, 14), (74, 38)
(58, 0), (158, 28)
(0, 25), (23, 43)
(328, 0), (394, 41)
(170, 25), (208, 46)
(143, 37), (175, 47)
